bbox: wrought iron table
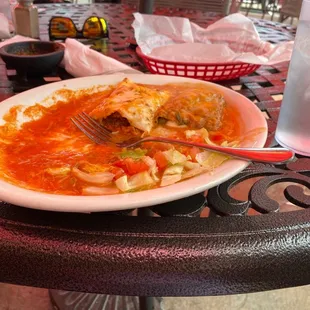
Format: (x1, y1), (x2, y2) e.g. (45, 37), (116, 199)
(1, 3), (310, 310)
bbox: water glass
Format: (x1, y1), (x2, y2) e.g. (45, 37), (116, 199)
(275, 0), (310, 156)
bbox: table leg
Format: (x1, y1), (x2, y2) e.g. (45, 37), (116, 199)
(50, 290), (163, 310)
(138, 207), (153, 217)
(137, 209), (155, 310)
(139, 296), (155, 310)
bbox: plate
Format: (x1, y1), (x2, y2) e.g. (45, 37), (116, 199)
(0, 74), (267, 213)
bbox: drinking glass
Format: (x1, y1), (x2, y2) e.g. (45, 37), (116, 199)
(275, 0), (310, 156)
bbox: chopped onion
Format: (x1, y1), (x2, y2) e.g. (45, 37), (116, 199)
(115, 175), (130, 192)
(182, 168), (206, 180)
(163, 164), (184, 175)
(82, 186), (120, 195)
(72, 167), (114, 185)
(185, 128), (216, 146)
(115, 171), (155, 192)
(142, 156), (159, 182)
(161, 164), (184, 187)
(130, 171), (154, 188)
(142, 155), (156, 167)
(184, 161), (201, 170)
(196, 151), (211, 166)
(163, 149), (188, 165)
(196, 152), (229, 169)
(160, 174), (182, 187)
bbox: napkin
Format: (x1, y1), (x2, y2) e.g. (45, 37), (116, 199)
(0, 13), (11, 39)
(63, 39), (140, 77)
(0, 36), (141, 77)
(0, 35), (37, 48)
(132, 13), (294, 65)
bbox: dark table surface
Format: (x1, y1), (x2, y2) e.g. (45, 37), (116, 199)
(1, 3), (310, 298)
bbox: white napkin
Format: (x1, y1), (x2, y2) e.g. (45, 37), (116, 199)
(0, 35), (37, 48)
(132, 13), (294, 65)
(0, 36), (141, 77)
(0, 13), (11, 39)
(63, 38), (140, 77)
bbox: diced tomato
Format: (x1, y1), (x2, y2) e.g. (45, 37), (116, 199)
(110, 166), (126, 179)
(153, 151), (169, 170)
(209, 133), (225, 143)
(114, 158), (149, 176)
(188, 147), (201, 161)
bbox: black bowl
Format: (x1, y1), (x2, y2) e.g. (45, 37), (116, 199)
(0, 41), (65, 77)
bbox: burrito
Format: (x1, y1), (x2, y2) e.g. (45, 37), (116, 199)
(89, 78), (169, 133)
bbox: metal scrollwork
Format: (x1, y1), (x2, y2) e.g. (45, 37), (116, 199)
(207, 157), (310, 216)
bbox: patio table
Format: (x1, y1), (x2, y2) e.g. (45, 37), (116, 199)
(1, 3), (309, 310)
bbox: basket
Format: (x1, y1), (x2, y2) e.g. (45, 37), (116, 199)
(136, 47), (261, 81)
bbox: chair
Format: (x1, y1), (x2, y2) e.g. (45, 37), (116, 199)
(240, 0), (280, 20)
(33, 0), (72, 3)
(122, 0), (234, 15)
(279, 0), (302, 23)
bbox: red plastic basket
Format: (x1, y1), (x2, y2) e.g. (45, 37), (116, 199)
(136, 47), (261, 81)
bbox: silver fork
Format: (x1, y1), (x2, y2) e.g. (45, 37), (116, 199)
(71, 112), (295, 164)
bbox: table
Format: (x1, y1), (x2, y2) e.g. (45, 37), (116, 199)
(1, 3), (310, 310)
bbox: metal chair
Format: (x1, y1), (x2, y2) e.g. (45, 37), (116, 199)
(122, 0), (234, 15)
(240, 0), (280, 20)
(279, 0), (302, 24)
(33, 0), (72, 3)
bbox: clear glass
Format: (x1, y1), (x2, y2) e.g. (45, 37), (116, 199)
(275, 0), (310, 156)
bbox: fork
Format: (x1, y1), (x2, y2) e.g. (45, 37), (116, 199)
(71, 112), (295, 164)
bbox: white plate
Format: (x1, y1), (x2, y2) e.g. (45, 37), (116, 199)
(0, 74), (267, 213)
